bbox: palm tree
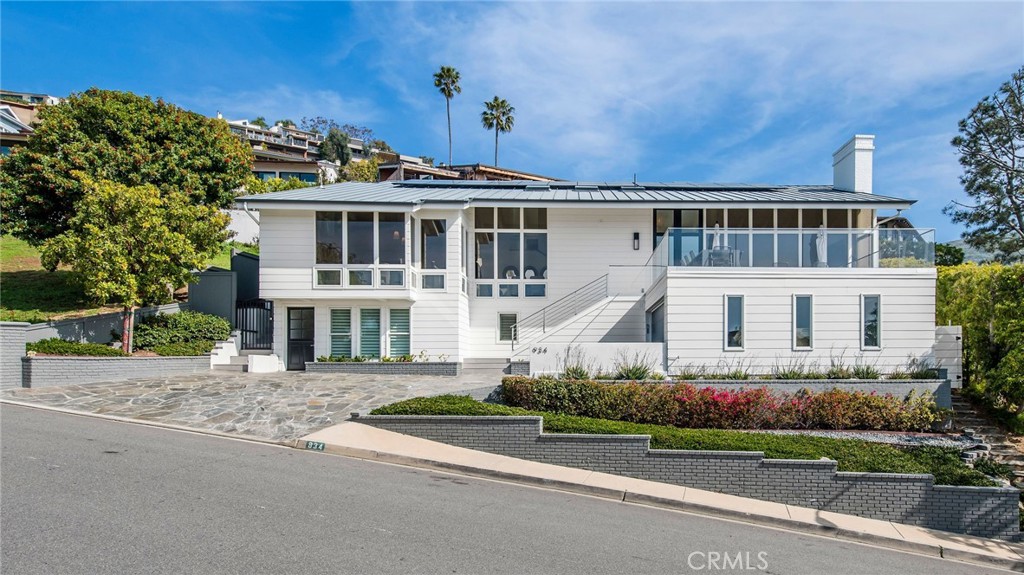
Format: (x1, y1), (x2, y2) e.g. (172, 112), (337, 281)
(481, 96), (515, 166)
(433, 66), (461, 166)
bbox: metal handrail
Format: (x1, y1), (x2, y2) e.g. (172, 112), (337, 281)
(511, 274), (608, 347)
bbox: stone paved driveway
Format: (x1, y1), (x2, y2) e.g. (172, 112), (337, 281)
(1, 371), (500, 441)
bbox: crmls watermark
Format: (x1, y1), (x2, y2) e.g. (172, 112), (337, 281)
(686, 551), (768, 571)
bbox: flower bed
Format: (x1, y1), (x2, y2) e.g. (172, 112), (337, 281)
(501, 376), (943, 431)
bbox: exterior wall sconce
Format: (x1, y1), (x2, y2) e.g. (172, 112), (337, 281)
(633, 232), (640, 250)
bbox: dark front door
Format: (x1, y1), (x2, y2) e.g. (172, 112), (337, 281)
(286, 307), (315, 371)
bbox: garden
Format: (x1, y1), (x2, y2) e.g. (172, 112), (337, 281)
(26, 311), (232, 357)
(371, 394), (1007, 488)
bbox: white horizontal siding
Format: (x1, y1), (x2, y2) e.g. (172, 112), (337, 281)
(259, 209), (316, 299)
(663, 269), (936, 375)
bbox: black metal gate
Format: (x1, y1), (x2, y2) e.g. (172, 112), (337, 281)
(236, 298), (273, 350)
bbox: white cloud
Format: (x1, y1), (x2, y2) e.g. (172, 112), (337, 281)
(351, 1), (1021, 183)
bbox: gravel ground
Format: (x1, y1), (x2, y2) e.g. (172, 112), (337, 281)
(748, 429), (978, 448)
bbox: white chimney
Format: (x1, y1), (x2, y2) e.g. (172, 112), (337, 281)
(832, 134), (874, 194)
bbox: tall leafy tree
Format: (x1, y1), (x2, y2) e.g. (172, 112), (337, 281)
(319, 127), (352, 166)
(0, 88), (252, 245)
(250, 116), (269, 128)
(40, 179), (229, 352)
(433, 65), (461, 166)
(481, 96), (515, 166)
(275, 118), (296, 128)
(945, 66), (1024, 262)
(341, 124), (374, 143)
(300, 116), (339, 135)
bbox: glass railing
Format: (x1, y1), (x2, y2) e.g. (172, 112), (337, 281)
(652, 227), (935, 269)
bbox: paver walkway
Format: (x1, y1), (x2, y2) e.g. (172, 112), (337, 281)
(1, 371), (499, 441)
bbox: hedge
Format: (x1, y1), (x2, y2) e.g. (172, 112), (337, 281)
(500, 377), (939, 431)
(371, 395), (996, 487)
(937, 263), (1024, 431)
(133, 310), (231, 351)
(151, 340), (215, 356)
(26, 338), (126, 357)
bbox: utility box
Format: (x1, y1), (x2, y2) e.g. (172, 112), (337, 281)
(934, 326), (963, 389)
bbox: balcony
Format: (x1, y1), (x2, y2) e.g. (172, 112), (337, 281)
(651, 227), (935, 270)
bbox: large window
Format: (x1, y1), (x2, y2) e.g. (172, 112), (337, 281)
(793, 295), (813, 350)
(725, 295), (744, 350)
(314, 212), (409, 288)
(475, 208), (547, 295)
(330, 309), (352, 357)
(316, 212), (344, 264)
(862, 295), (881, 349)
(347, 212), (374, 265)
(378, 213), (405, 264)
(420, 220), (447, 269)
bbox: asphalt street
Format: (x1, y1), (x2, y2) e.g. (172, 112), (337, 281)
(1, 404), (1007, 575)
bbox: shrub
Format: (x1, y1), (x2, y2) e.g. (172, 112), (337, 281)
(134, 311), (231, 350)
(851, 362), (881, 380)
(500, 377), (938, 432)
(152, 341), (214, 356)
(316, 355), (368, 362)
(27, 338), (126, 357)
(673, 363), (708, 380)
(612, 350), (655, 380)
(556, 345), (594, 380)
(381, 354), (414, 362)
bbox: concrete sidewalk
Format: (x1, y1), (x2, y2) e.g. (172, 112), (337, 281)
(299, 421), (1024, 573)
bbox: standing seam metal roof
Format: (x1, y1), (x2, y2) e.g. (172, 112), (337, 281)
(236, 180), (914, 205)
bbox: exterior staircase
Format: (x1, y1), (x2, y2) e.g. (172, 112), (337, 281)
(461, 358), (510, 378)
(951, 392), (1024, 485)
(212, 349), (274, 373)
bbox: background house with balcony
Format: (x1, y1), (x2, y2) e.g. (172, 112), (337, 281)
(236, 135), (939, 376)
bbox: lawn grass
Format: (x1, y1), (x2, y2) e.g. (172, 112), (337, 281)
(0, 236), (122, 322)
(206, 241), (259, 270)
(371, 395), (997, 487)
(0, 236), (255, 323)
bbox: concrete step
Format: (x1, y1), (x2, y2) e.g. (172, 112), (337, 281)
(228, 356), (249, 366)
(213, 364), (247, 372)
(240, 349), (273, 356)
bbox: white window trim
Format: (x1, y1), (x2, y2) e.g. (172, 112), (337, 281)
(497, 312), (519, 344)
(473, 207), (548, 295)
(723, 294), (745, 351)
(860, 294), (882, 351)
(792, 294), (813, 351)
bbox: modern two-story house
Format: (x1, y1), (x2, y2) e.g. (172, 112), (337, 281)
(237, 135), (937, 375)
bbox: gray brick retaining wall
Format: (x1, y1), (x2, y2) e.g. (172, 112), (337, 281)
(1, 322), (29, 388)
(22, 356), (210, 388)
(305, 362), (461, 376)
(353, 414), (1020, 540)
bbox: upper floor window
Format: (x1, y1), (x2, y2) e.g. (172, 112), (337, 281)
(315, 211), (407, 267)
(316, 212), (344, 264)
(420, 219), (447, 269)
(475, 208), (547, 281)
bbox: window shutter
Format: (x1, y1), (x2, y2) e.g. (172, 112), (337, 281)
(389, 309), (410, 355)
(330, 309), (351, 357)
(360, 309), (381, 357)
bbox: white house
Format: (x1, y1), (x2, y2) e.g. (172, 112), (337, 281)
(236, 135), (938, 375)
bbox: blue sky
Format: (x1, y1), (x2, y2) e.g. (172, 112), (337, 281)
(3, 2), (1022, 241)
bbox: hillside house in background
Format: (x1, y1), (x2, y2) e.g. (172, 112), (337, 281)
(236, 135), (941, 375)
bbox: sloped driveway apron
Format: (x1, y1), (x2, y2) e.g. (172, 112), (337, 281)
(1, 372), (497, 441)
